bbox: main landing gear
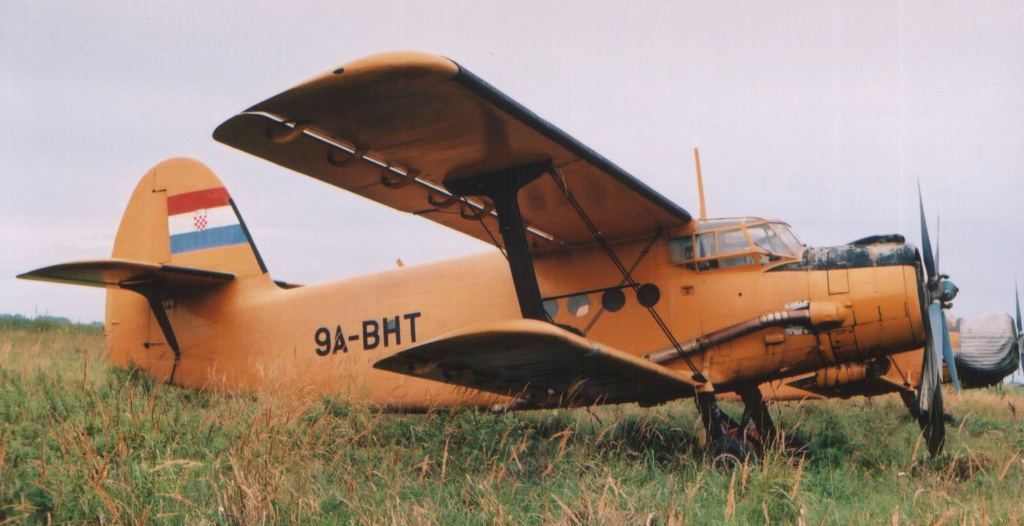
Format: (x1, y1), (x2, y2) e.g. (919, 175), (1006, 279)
(695, 387), (805, 466)
(696, 392), (749, 468)
(899, 389), (957, 425)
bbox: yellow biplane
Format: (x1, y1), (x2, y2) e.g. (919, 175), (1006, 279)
(18, 52), (964, 458)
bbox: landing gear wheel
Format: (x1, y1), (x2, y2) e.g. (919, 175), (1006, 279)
(710, 436), (749, 470)
(696, 391), (753, 467)
(712, 452), (743, 470)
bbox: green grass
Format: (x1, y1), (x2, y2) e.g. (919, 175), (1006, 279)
(2, 320), (1024, 524)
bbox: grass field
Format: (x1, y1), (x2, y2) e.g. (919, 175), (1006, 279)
(2, 318), (1024, 524)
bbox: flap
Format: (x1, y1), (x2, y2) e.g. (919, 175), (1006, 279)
(213, 51), (691, 253)
(18, 259), (234, 291)
(373, 319), (697, 407)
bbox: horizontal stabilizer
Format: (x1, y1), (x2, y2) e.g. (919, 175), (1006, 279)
(373, 319), (698, 407)
(18, 259), (234, 291)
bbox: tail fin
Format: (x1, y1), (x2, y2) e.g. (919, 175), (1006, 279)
(112, 158), (267, 277)
(106, 158), (266, 383)
(19, 158), (269, 385)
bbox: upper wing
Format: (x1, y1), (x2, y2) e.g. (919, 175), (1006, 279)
(373, 319), (698, 407)
(213, 52), (690, 253)
(18, 259), (234, 291)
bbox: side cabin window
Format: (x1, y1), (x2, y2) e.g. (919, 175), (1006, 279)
(718, 229), (747, 254)
(697, 233), (716, 258)
(669, 226), (758, 271)
(696, 232), (718, 270)
(669, 235), (706, 270)
(717, 228), (755, 268)
(669, 231), (753, 270)
(668, 235), (694, 263)
(670, 220), (801, 271)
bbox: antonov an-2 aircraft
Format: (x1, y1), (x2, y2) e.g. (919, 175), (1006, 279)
(18, 52), (962, 458)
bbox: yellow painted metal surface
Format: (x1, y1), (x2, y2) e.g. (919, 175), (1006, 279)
(19, 53), (936, 412)
(744, 321), (968, 403)
(375, 318), (699, 406)
(212, 51), (689, 254)
(32, 157), (923, 411)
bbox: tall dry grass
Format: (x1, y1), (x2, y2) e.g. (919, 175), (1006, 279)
(2, 320), (1024, 524)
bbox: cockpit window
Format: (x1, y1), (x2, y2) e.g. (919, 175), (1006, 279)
(668, 236), (694, 264)
(669, 219), (802, 271)
(718, 229), (748, 255)
(697, 233), (716, 258)
(748, 224), (792, 256)
(771, 223), (804, 254)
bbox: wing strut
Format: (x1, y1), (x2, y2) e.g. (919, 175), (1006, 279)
(547, 169), (706, 382)
(447, 161), (552, 321)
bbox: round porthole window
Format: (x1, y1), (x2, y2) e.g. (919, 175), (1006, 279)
(601, 288), (626, 312)
(567, 295), (591, 317)
(543, 299), (559, 318)
(637, 283), (661, 307)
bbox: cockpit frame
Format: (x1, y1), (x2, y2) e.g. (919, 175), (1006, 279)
(669, 217), (804, 272)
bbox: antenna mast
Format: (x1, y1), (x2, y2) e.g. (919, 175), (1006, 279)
(694, 148), (708, 220)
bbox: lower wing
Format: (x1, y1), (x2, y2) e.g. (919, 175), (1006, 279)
(373, 319), (698, 408)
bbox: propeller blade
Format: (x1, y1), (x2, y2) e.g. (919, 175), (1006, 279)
(935, 215), (940, 274)
(916, 302), (947, 456)
(914, 183), (949, 455)
(1016, 282), (1022, 375)
(1016, 281), (1021, 333)
(917, 181), (937, 280)
(923, 381), (946, 457)
(940, 310), (961, 392)
(917, 303), (943, 414)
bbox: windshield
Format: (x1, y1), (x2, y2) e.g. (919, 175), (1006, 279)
(747, 224), (792, 256)
(770, 223), (804, 254)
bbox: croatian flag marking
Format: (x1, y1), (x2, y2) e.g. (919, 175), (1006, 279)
(167, 187), (246, 254)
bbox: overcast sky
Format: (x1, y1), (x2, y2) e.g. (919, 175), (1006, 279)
(1, 1), (1022, 323)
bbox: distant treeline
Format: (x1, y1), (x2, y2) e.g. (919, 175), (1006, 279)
(0, 313), (102, 332)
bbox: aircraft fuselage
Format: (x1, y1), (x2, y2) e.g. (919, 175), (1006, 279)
(105, 226), (926, 411)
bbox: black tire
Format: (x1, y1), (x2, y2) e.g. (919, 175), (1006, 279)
(710, 436), (749, 469)
(712, 452), (743, 470)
